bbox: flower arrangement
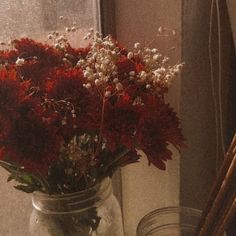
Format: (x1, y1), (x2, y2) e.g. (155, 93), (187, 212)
(0, 29), (185, 194)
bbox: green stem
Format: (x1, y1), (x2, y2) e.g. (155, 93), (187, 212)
(94, 97), (106, 157)
(103, 149), (130, 173)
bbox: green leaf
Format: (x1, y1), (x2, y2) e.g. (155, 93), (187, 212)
(0, 160), (21, 173)
(0, 160), (50, 193)
(14, 185), (35, 193)
(7, 175), (14, 182)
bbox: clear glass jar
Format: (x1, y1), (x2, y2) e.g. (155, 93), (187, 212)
(136, 206), (226, 236)
(29, 177), (124, 236)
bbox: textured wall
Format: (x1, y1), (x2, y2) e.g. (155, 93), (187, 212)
(0, 170), (32, 236)
(115, 1), (182, 235)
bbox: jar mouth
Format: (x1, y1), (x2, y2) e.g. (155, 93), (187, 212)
(146, 223), (196, 236)
(33, 177), (110, 199)
(141, 206), (201, 219)
(137, 206), (202, 236)
(32, 177), (112, 214)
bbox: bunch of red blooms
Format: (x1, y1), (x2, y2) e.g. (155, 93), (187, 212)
(0, 30), (185, 194)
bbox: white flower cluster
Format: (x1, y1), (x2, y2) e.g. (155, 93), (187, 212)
(48, 27), (183, 95)
(79, 30), (183, 94)
(77, 29), (121, 95)
(130, 42), (183, 89)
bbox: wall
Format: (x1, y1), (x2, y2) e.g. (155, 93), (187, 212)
(181, 0), (232, 210)
(115, 1), (182, 235)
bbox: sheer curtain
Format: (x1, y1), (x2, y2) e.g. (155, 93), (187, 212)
(0, 1), (100, 235)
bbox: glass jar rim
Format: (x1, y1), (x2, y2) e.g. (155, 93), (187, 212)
(33, 177), (111, 200)
(139, 206), (202, 221)
(137, 206), (202, 236)
(32, 177), (112, 214)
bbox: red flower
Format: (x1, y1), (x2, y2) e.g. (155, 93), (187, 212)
(3, 99), (62, 174)
(10, 38), (63, 86)
(0, 50), (18, 64)
(103, 97), (140, 151)
(46, 68), (86, 102)
(137, 97), (185, 170)
(0, 115), (12, 149)
(46, 68), (101, 139)
(0, 68), (26, 114)
(13, 38), (61, 67)
(116, 55), (136, 77)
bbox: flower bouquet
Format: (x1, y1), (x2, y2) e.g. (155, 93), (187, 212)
(0, 29), (185, 235)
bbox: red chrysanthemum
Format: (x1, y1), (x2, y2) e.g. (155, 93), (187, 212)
(0, 68), (26, 114)
(46, 68), (101, 139)
(3, 99), (62, 174)
(103, 97), (140, 151)
(137, 97), (185, 170)
(46, 68), (86, 102)
(0, 50), (18, 64)
(116, 55), (136, 77)
(13, 38), (61, 67)
(0, 115), (12, 143)
(11, 38), (62, 86)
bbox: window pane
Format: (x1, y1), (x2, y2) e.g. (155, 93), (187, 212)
(0, 0), (100, 46)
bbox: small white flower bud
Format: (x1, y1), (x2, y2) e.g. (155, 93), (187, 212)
(158, 26), (164, 34)
(101, 63), (107, 71)
(162, 57), (170, 63)
(83, 71), (90, 78)
(140, 71), (147, 79)
(165, 74), (172, 80)
(59, 44), (65, 50)
(98, 72), (104, 77)
(129, 71), (135, 76)
(127, 52), (134, 60)
(153, 54), (161, 61)
(54, 43), (60, 49)
(153, 55), (158, 61)
(105, 91), (111, 97)
(62, 120), (67, 125)
(146, 84), (151, 89)
(47, 34), (53, 40)
(85, 83), (91, 89)
(56, 36), (66, 43)
(152, 48), (158, 53)
(16, 58), (25, 66)
(116, 82), (123, 91)
(59, 16), (64, 20)
(113, 78), (119, 83)
(71, 27), (76, 32)
(134, 42), (141, 49)
(62, 58), (69, 63)
(95, 79), (101, 86)
(65, 27), (71, 33)
(112, 71), (117, 76)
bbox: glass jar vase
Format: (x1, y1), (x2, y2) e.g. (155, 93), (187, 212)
(29, 177), (124, 236)
(136, 206), (226, 236)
